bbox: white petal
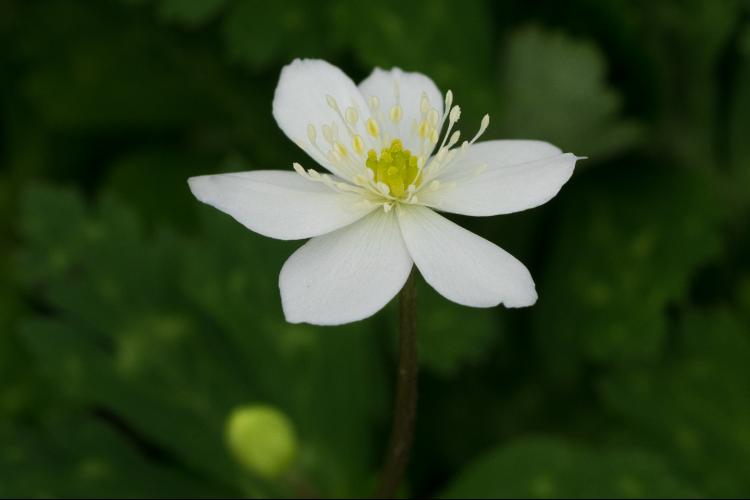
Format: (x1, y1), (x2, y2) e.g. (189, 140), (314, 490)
(358, 67), (443, 154)
(421, 140), (578, 216)
(273, 59), (370, 181)
(188, 170), (373, 240)
(397, 205), (537, 308)
(279, 209), (413, 325)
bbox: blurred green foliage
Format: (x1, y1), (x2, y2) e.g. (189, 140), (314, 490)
(1, 0), (749, 498)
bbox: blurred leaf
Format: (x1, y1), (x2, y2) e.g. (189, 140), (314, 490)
(534, 166), (723, 374)
(441, 437), (695, 499)
(0, 415), (231, 498)
(602, 309), (750, 497)
(103, 149), (218, 230)
(729, 24), (750, 205)
(16, 184), (388, 497)
(341, 0), (492, 89)
(622, 0), (746, 166)
(181, 210), (388, 496)
(417, 280), (502, 377)
(18, 1), (221, 132)
(158, 0), (228, 26)
(496, 26), (641, 160)
(223, 0), (338, 70)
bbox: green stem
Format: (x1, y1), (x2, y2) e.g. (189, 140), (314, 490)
(376, 270), (419, 499)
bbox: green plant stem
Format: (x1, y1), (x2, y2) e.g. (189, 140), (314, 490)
(375, 270), (419, 499)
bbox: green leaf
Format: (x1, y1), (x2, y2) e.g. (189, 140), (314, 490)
(16, 184), (388, 497)
(19, 1), (220, 131)
(223, 0), (337, 69)
(496, 26), (641, 160)
(602, 309), (750, 497)
(729, 24), (750, 206)
(0, 415), (232, 498)
(534, 166), (723, 374)
(158, 0), (228, 26)
(103, 149), (219, 230)
(342, 0), (492, 93)
(417, 279), (502, 377)
(441, 437), (696, 499)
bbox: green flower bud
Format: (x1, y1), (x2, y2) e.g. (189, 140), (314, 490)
(225, 405), (297, 479)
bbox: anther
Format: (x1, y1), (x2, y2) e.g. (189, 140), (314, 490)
(366, 118), (380, 137)
(345, 107), (359, 125)
(389, 105), (403, 123)
(420, 93), (430, 113)
(444, 90), (453, 111)
(306, 124), (317, 143)
(335, 142), (349, 158)
(449, 105), (461, 123)
(322, 124), (334, 144)
(325, 95), (339, 110)
(352, 135), (365, 155)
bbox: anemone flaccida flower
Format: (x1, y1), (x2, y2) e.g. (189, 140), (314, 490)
(189, 59), (582, 325)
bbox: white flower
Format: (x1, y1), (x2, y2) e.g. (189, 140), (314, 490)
(189, 59), (580, 326)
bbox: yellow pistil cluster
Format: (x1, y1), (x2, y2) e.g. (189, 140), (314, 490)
(366, 139), (419, 198)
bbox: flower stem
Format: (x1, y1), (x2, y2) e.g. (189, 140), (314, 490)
(376, 270), (418, 499)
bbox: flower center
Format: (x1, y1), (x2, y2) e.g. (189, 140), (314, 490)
(366, 139), (419, 198)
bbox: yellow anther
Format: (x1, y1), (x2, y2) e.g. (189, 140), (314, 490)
(335, 142), (349, 158)
(418, 120), (430, 139)
(389, 105), (403, 123)
(368, 95), (380, 110)
(352, 135), (365, 155)
(429, 128), (439, 144)
(366, 118), (380, 137)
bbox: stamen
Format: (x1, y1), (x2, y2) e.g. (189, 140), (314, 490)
(366, 118), (380, 137)
(352, 135), (365, 155)
(335, 142), (349, 158)
(345, 107), (359, 126)
(322, 124), (334, 144)
(307, 124), (317, 143)
(449, 105), (461, 123)
(325, 94), (339, 111)
(429, 128), (439, 145)
(389, 105), (403, 123)
(420, 93), (430, 113)
(470, 114), (490, 144)
(427, 108), (439, 126)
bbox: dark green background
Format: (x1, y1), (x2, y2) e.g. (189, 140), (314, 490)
(1, 0), (750, 498)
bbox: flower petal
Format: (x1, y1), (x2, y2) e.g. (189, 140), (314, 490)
(358, 67), (444, 154)
(273, 59), (370, 181)
(279, 209), (412, 325)
(188, 170), (373, 240)
(421, 140), (578, 216)
(397, 205), (537, 308)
